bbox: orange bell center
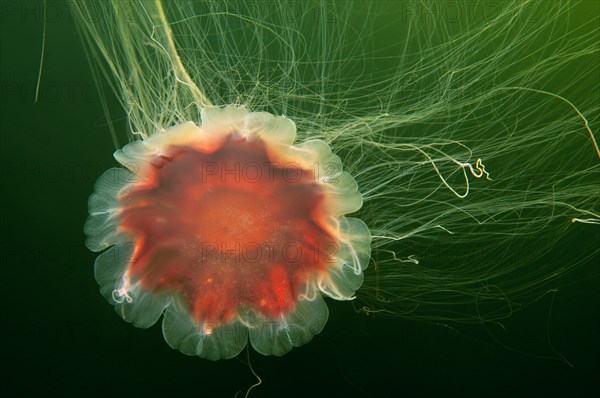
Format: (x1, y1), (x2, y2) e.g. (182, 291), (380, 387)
(117, 133), (336, 324)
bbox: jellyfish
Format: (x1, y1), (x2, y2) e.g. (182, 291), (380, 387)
(75, 0), (599, 362)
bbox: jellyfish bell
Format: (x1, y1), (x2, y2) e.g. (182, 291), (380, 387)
(85, 106), (371, 359)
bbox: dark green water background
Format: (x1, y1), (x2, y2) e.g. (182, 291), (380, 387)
(1, 1), (599, 397)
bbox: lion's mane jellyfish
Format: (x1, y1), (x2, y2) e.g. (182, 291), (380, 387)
(85, 106), (371, 360)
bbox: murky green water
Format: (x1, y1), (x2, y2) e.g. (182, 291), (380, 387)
(2, 1), (598, 396)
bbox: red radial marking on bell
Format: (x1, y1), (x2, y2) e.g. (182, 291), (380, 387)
(118, 134), (336, 323)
